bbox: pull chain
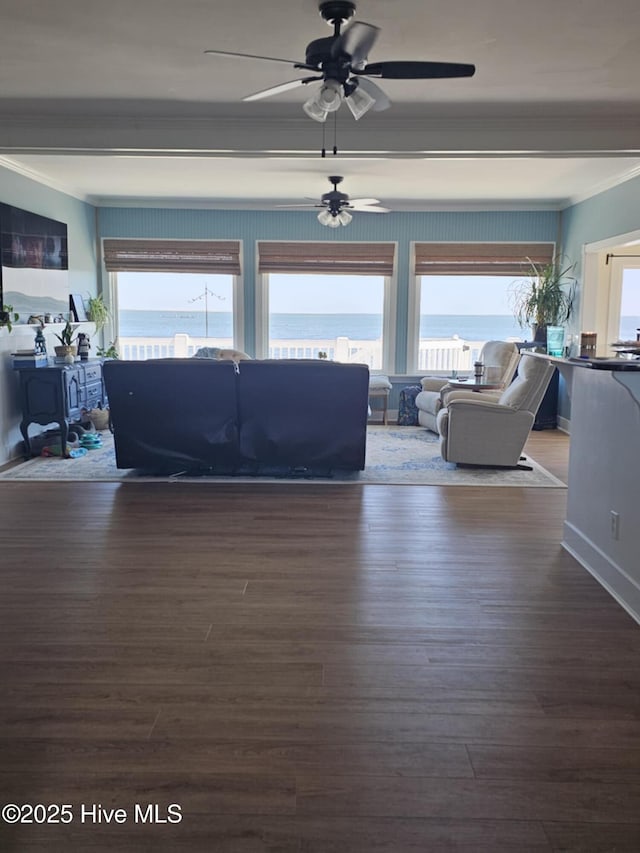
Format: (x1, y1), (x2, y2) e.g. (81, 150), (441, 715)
(320, 111), (339, 157)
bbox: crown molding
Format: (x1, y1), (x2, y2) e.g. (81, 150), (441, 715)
(564, 162), (640, 207)
(0, 155), (91, 202)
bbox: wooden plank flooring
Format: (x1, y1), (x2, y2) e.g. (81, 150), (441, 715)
(1, 429), (640, 852)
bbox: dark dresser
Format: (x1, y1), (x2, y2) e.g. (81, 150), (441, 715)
(14, 361), (107, 456)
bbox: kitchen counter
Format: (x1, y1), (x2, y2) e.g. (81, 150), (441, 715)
(544, 356), (640, 624)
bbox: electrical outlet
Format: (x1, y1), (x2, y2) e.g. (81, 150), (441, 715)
(610, 510), (620, 540)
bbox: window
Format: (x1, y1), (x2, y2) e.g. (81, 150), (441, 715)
(417, 275), (525, 370)
(266, 274), (386, 365)
(257, 241), (396, 370)
(410, 242), (554, 372)
(607, 257), (640, 344)
(115, 272), (234, 360)
(102, 239), (242, 360)
(619, 268), (640, 341)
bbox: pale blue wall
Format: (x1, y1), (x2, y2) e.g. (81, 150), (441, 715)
(561, 173), (640, 267)
(98, 207), (559, 372)
(0, 168), (97, 298)
(558, 174), (640, 420)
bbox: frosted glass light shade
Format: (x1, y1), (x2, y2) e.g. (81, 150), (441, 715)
(303, 79), (343, 122)
(303, 98), (329, 123)
(345, 85), (376, 120)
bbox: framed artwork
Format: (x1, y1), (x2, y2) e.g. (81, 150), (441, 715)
(70, 293), (88, 322)
(0, 203), (69, 317)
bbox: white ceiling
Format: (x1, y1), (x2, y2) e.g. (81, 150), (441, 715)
(2, 0), (640, 209)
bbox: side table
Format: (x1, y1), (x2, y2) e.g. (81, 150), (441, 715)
(445, 378), (502, 392)
(368, 374), (392, 425)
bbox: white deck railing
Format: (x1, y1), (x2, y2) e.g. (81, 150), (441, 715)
(117, 334), (490, 371)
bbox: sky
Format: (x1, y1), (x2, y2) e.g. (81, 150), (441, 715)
(118, 272), (233, 312)
(621, 268), (640, 314)
(118, 272), (519, 314)
(117, 269), (640, 315)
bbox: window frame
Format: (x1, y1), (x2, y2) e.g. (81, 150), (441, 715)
(255, 240), (397, 372)
(407, 241), (554, 373)
(256, 271), (395, 370)
(607, 255), (640, 346)
(101, 238), (244, 355)
(107, 269), (244, 356)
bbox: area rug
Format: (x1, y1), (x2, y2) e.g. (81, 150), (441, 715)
(0, 427), (565, 487)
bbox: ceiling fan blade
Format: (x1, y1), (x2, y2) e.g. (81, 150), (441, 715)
(243, 77), (321, 102)
(333, 21), (380, 69)
(360, 61), (476, 79)
(350, 204), (390, 213)
(204, 48), (310, 67)
(354, 77), (391, 111)
(348, 198), (380, 207)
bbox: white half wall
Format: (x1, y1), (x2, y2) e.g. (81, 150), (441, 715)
(562, 367), (640, 624)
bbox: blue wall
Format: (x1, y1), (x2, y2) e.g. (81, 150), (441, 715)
(0, 168), (97, 297)
(98, 207), (559, 372)
(557, 174), (640, 422)
(561, 173), (640, 267)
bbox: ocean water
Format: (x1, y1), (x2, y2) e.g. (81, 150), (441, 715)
(620, 316), (640, 341)
(120, 310), (525, 341)
(118, 309), (640, 343)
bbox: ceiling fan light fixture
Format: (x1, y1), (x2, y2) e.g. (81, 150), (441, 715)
(303, 78), (343, 121)
(317, 79), (343, 111)
(345, 84), (376, 120)
(318, 206), (352, 228)
(303, 97), (329, 123)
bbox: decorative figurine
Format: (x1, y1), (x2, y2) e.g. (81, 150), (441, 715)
(34, 324), (47, 355)
(77, 332), (91, 361)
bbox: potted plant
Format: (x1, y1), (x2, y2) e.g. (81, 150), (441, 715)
(96, 340), (119, 360)
(53, 320), (78, 358)
(510, 255), (576, 343)
(85, 293), (110, 333)
(0, 304), (19, 332)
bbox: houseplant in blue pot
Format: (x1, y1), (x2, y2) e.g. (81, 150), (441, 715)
(510, 255), (576, 347)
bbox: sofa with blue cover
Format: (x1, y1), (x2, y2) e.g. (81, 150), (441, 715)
(103, 358), (370, 475)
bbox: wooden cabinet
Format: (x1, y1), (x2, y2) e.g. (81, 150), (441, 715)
(14, 361), (107, 456)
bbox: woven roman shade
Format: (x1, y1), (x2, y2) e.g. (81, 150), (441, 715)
(414, 242), (555, 276)
(257, 241), (395, 276)
(102, 239), (241, 274)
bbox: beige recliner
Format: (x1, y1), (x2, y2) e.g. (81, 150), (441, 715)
(415, 340), (520, 433)
(436, 352), (555, 467)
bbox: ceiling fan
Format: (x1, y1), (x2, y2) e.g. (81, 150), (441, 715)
(279, 175), (390, 227)
(204, 0), (475, 122)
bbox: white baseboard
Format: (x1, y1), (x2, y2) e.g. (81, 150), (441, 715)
(557, 415), (570, 434)
(562, 521), (640, 626)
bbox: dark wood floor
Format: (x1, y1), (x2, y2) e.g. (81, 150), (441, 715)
(1, 429), (639, 852)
